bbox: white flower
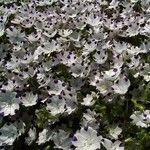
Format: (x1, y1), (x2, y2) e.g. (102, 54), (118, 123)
(69, 57), (91, 78)
(0, 79), (19, 92)
(0, 0), (17, 4)
(69, 31), (81, 42)
(56, 51), (77, 67)
(0, 91), (20, 116)
(33, 40), (61, 60)
(81, 92), (97, 106)
(53, 130), (72, 150)
(85, 14), (101, 27)
(95, 78), (113, 95)
(20, 92), (38, 107)
(33, 0), (56, 6)
(127, 45), (147, 55)
(130, 110), (150, 128)
(103, 68), (121, 81)
(58, 29), (73, 37)
(102, 138), (124, 150)
(124, 23), (140, 37)
(139, 63), (150, 82)
(109, 126), (122, 140)
(93, 50), (108, 64)
(0, 15), (7, 37)
(37, 128), (53, 145)
(25, 127), (36, 145)
(27, 31), (41, 43)
(72, 126), (102, 150)
(0, 123), (18, 146)
(81, 109), (100, 130)
(46, 95), (66, 116)
(0, 121), (25, 146)
(112, 76), (130, 94)
(140, 41), (150, 53)
(5, 55), (21, 71)
(126, 55), (140, 69)
(83, 41), (97, 55)
(46, 79), (66, 95)
(6, 26), (26, 43)
(112, 41), (129, 54)
(108, 0), (119, 9)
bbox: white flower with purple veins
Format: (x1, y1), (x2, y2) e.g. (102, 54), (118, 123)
(0, 0), (16, 4)
(43, 28), (57, 38)
(69, 31), (81, 42)
(140, 41), (150, 53)
(103, 68), (121, 81)
(6, 26), (26, 43)
(20, 17), (35, 29)
(53, 130), (72, 150)
(109, 126), (122, 140)
(139, 63), (150, 81)
(37, 128), (53, 145)
(33, 40), (61, 60)
(0, 80), (19, 92)
(61, 87), (77, 114)
(0, 91), (20, 116)
(25, 127), (36, 146)
(108, 0), (119, 9)
(89, 73), (113, 94)
(1, 3), (18, 15)
(0, 16), (7, 37)
(46, 95), (66, 116)
(81, 92), (97, 106)
(70, 57), (90, 78)
(27, 31), (41, 43)
(112, 41), (129, 54)
(127, 55), (140, 68)
(20, 92), (38, 107)
(85, 14), (101, 27)
(130, 110), (150, 128)
(83, 41), (97, 55)
(112, 76), (130, 94)
(98, 0), (108, 5)
(5, 55), (21, 71)
(81, 109), (99, 130)
(0, 123), (18, 146)
(56, 51), (77, 67)
(63, 5), (78, 18)
(113, 54), (124, 68)
(131, 0), (139, 2)
(72, 126), (102, 150)
(102, 138), (124, 150)
(96, 79), (113, 95)
(42, 59), (59, 72)
(75, 17), (87, 30)
(140, 22), (150, 37)
(20, 66), (38, 79)
(124, 23), (140, 37)
(46, 79), (66, 95)
(93, 50), (108, 64)
(37, 73), (51, 88)
(58, 29), (73, 38)
(21, 52), (35, 64)
(69, 77), (85, 90)
(33, 0), (56, 6)
(92, 29), (108, 42)
(0, 44), (8, 61)
(127, 45), (147, 55)
(0, 120), (25, 146)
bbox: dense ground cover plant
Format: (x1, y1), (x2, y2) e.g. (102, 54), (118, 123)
(0, 0), (150, 149)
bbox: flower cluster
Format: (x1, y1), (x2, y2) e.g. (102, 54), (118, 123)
(0, 0), (150, 149)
